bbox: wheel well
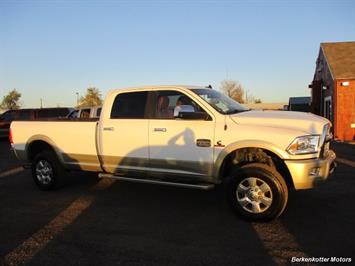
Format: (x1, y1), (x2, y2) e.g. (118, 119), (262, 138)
(219, 148), (294, 189)
(27, 140), (56, 162)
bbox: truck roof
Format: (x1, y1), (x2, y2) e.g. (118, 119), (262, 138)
(108, 85), (208, 95)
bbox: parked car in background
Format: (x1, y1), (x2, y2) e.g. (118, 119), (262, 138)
(0, 107), (73, 138)
(67, 106), (102, 118)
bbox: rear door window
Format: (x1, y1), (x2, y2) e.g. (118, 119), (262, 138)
(51, 108), (70, 117)
(18, 110), (32, 120)
(37, 109), (52, 118)
(37, 108), (69, 118)
(111, 91), (148, 119)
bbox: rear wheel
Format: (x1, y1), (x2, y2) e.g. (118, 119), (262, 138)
(32, 151), (66, 190)
(225, 163), (288, 222)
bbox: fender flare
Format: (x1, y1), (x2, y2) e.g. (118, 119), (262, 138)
(25, 135), (64, 163)
(213, 140), (289, 179)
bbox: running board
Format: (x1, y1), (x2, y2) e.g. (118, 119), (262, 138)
(98, 173), (215, 190)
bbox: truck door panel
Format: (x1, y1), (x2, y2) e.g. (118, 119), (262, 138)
(99, 91), (149, 174)
(148, 90), (215, 179)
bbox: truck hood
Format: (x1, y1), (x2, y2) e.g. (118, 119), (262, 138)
(230, 110), (329, 135)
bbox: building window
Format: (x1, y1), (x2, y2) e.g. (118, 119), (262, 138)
(324, 96), (332, 120)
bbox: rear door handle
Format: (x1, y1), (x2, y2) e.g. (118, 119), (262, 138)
(154, 128), (167, 132)
(103, 127), (115, 131)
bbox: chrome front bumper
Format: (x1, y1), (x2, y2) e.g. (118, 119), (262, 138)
(284, 150), (336, 190)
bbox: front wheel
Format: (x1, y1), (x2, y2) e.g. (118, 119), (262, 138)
(225, 163), (288, 222)
(32, 151), (66, 190)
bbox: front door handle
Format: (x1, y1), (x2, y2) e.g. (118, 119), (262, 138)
(103, 127), (115, 131)
(154, 128), (167, 132)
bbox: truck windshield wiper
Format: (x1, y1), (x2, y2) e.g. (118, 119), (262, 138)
(225, 109), (250, 114)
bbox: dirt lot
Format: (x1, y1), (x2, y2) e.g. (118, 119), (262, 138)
(0, 139), (354, 265)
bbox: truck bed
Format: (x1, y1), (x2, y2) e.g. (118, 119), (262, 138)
(11, 120), (102, 171)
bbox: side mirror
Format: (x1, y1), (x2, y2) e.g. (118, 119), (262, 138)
(174, 105), (210, 120)
(174, 105), (194, 117)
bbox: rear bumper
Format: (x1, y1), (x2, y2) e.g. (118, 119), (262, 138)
(285, 150), (336, 190)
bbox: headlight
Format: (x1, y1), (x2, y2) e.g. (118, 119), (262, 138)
(287, 135), (320, 155)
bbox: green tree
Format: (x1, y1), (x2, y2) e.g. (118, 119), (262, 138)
(220, 79), (245, 103)
(77, 87), (103, 107)
(1, 89), (22, 110)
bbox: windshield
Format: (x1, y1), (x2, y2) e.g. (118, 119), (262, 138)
(192, 89), (249, 114)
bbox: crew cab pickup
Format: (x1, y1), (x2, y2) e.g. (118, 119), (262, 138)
(10, 85), (336, 221)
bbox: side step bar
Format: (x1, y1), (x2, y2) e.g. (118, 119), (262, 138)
(98, 173), (215, 190)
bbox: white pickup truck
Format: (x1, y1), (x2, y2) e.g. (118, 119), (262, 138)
(10, 85), (336, 221)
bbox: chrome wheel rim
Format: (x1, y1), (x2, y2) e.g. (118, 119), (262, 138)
(35, 160), (53, 185)
(236, 177), (273, 214)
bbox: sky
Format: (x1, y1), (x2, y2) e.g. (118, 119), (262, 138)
(0, 0), (355, 108)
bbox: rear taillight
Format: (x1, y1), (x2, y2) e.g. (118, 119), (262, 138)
(9, 128), (13, 144)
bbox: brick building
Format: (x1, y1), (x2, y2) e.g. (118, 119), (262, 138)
(309, 41), (355, 141)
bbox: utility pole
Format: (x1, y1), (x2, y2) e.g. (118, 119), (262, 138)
(40, 98), (43, 108)
(76, 92), (79, 106)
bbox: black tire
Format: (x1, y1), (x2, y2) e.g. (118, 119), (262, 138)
(225, 163), (288, 222)
(31, 151), (66, 191)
